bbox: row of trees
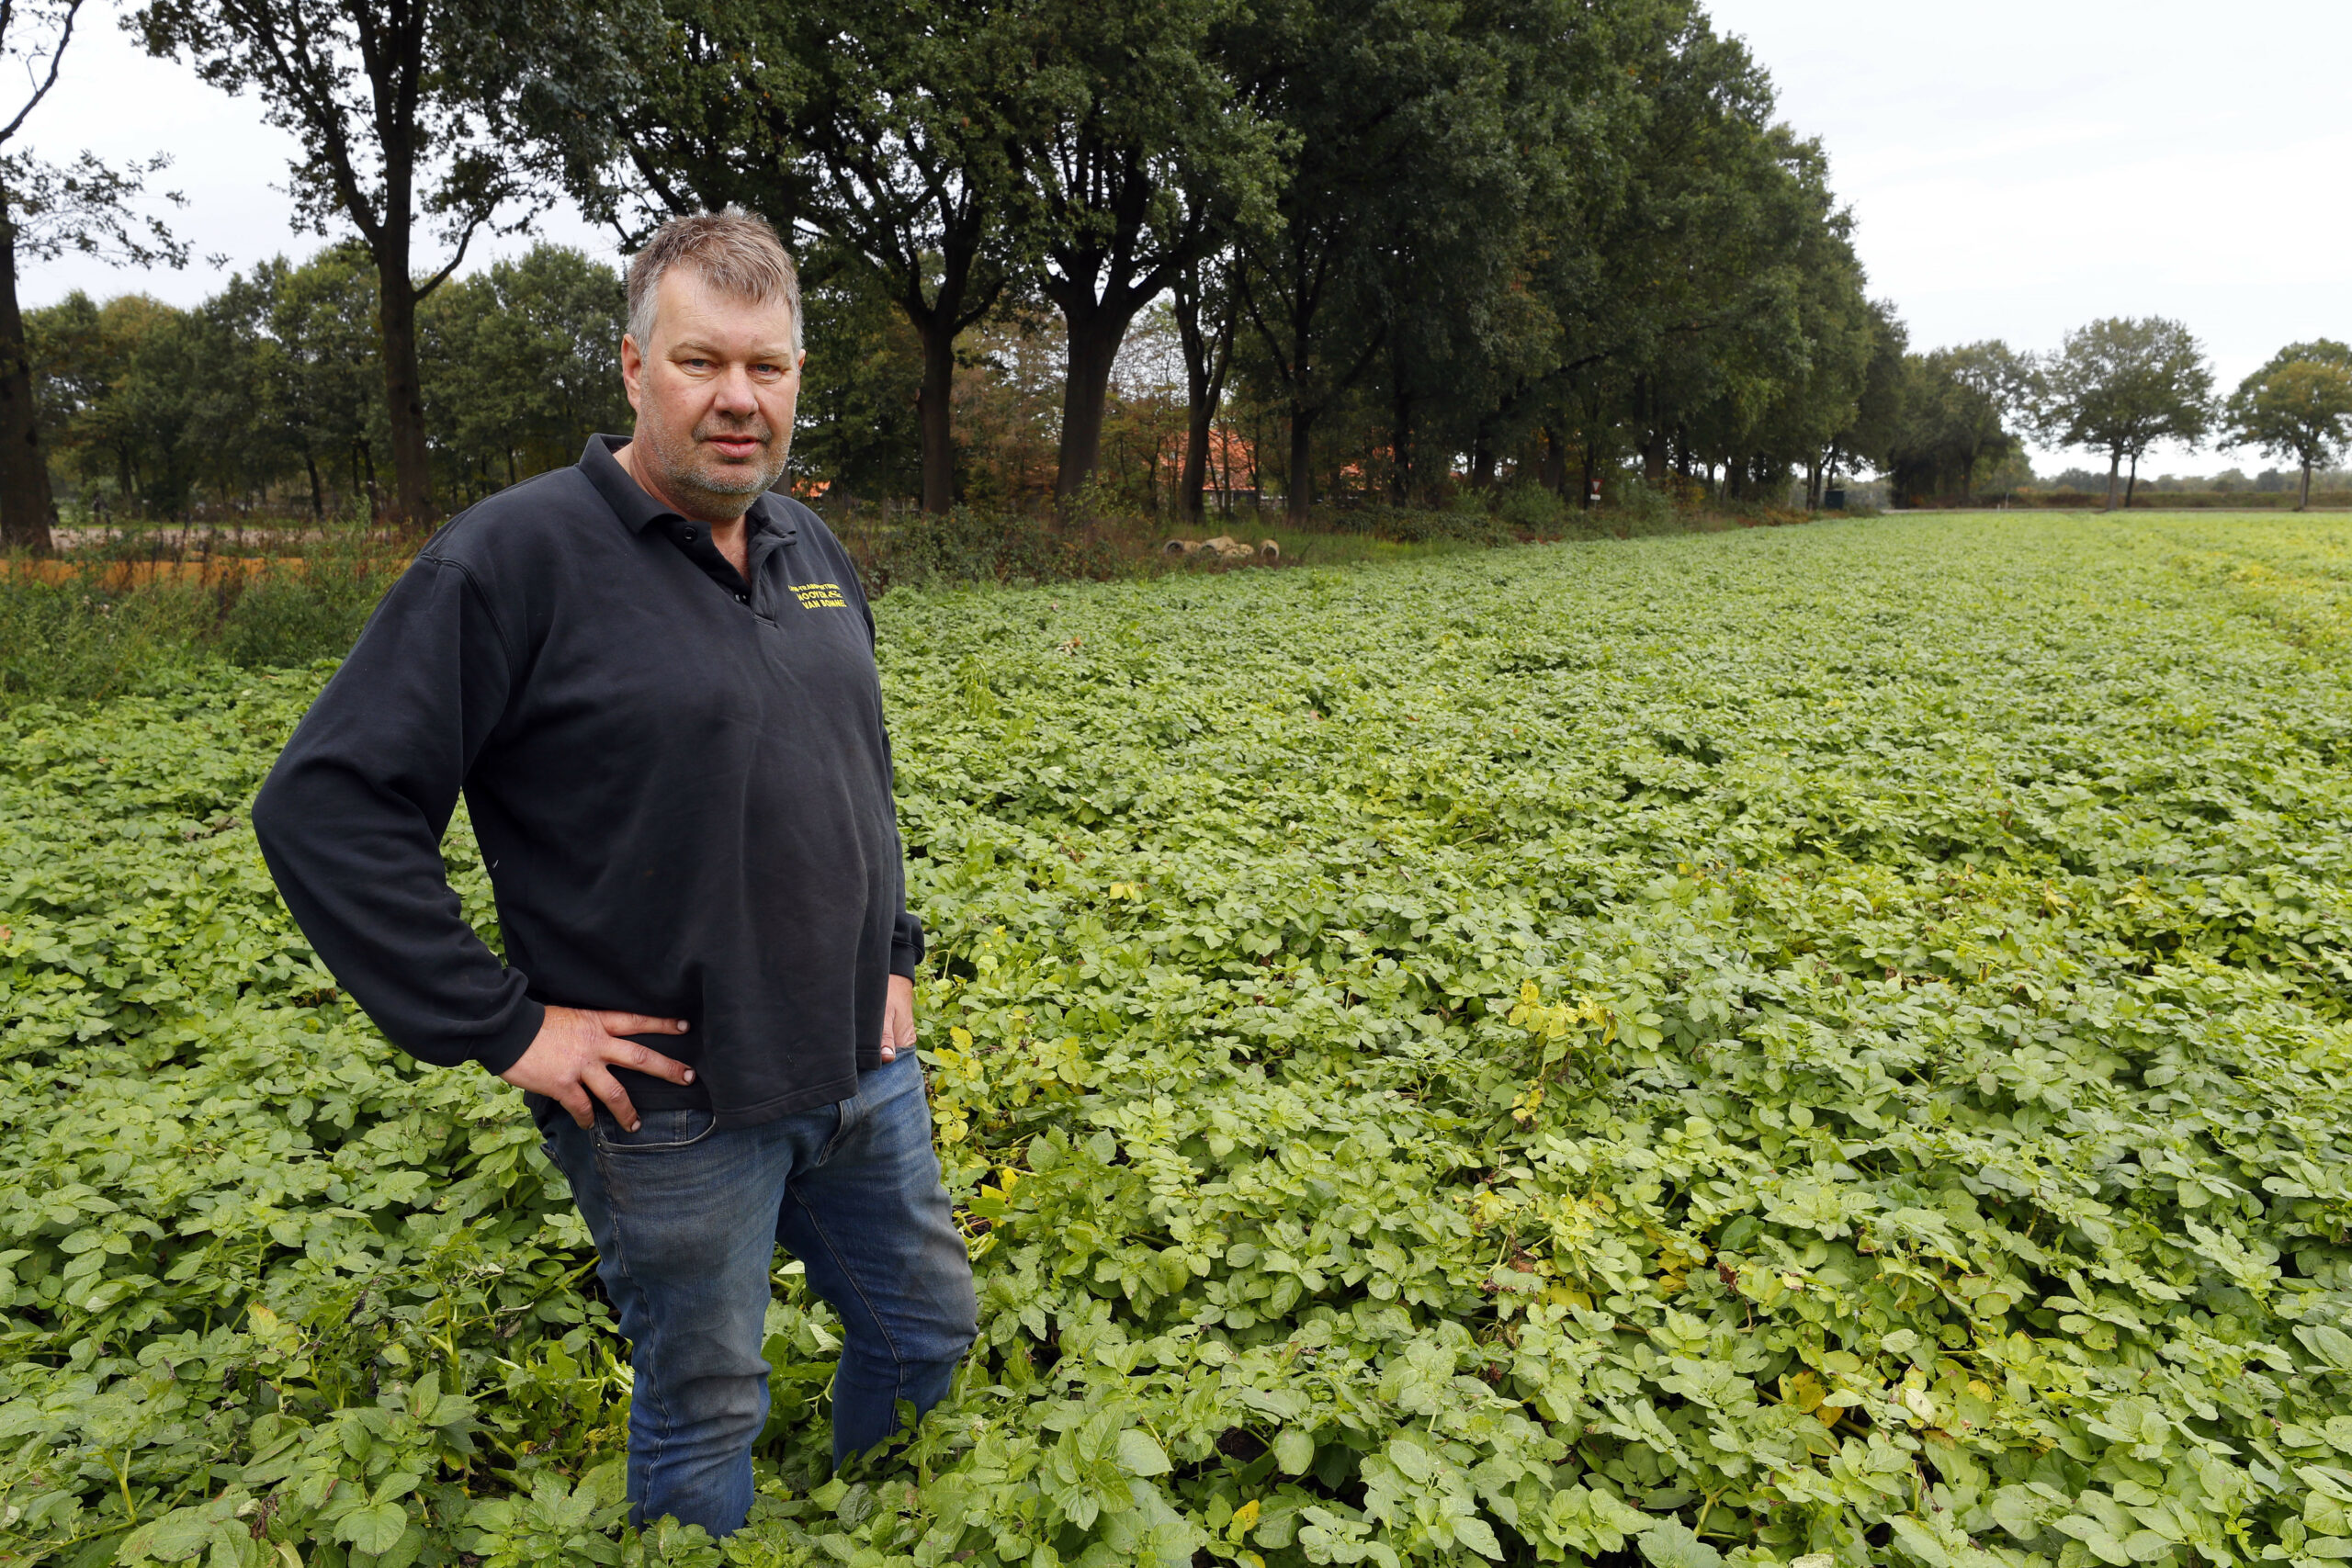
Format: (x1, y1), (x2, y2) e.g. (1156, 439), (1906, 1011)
(571, 0), (1900, 523)
(2098, 467), (2352, 495)
(34, 243), (1244, 519)
(17, 0), (2341, 536)
(1873, 321), (2352, 513)
(51, 248), (2352, 523)
(32, 244), (628, 517)
(5, 0), (1908, 545)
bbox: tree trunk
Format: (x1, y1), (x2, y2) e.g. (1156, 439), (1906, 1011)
(915, 316), (957, 514)
(2300, 458), (2312, 512)
(304, 455), (323, 518)
(1286, 403), (1315, 522)
(2124, 451), (2139, 509)
(1181, 401), (1212, 521)
(1249, 409), (1266, 513)
(1635, 378), (1668, 487)
(1212, 411), (1230, 515)
(2105, 452), (2121, 513)
(1172, 263), (1231, 523)
(0, 214), (55, 554)
(1538, 425), (1567, 494)
(1054, 300), (1125, 503)
(379, 256), (433, 526)
(891, 231), (986, 516)
(1389, 389), (1413, 505)
(1469, 428), (1496, 490)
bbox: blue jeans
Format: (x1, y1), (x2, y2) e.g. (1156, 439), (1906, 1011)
(542, 1053), (978, 1537)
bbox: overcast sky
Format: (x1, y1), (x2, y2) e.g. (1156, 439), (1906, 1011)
(1708, 0), (2352, 473)
(30, 0), (2352, 478)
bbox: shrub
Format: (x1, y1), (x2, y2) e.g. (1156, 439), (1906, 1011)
(1495, 479), (1569, 535)
(0, 530), (404, 707)
(1324, 501), (1513, 546)
(830, 504), (1128, 592)
(0, 573), (212, 703)
(1608, 479), (1682, 533)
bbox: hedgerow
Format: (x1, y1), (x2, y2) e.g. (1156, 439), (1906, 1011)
(4, 513), (2351, 1566)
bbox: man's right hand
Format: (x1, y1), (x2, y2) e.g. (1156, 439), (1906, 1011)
(499, 1007), (694, 1131)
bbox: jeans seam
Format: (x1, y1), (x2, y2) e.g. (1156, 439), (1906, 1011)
(788, 1187), (907, 1394)
(638, 1311), (677, 1517)
(587, 1146), (632, 1280)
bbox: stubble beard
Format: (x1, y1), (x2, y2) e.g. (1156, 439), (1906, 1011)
(642, 414), (792, 516)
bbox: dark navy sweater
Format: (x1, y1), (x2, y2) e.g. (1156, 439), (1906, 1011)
(253, 435), (921, 1129)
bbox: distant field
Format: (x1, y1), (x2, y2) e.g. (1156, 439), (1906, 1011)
(5, 513), (2351, 1565)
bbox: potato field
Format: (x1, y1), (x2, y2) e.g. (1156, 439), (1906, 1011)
(5, 513), (2352, 1568)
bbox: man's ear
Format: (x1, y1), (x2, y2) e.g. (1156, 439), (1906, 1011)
(620, 333), (645, 412)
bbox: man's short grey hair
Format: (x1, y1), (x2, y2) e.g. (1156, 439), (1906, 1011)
(625, 207), (803, 356)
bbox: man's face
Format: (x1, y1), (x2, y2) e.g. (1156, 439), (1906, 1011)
(620, 266), (802, 521)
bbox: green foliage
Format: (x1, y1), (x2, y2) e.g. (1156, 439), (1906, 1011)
(0, 572), (213, 702)
(31, 243), (626, 520)
(2038, 318), (2217, 505)
(829, 505), (1131, 593)
(420, 244), (632, 506)
(6, 514), (2352, 1565)
(27, 291), (213, 516)
(0, 538), (401, 706)
(1607, 481), (1681, 533)
(790, 248), (929, 504)
(1323, 501), (1515, 547)
(2225, 344), (2352, 509)
(1879, 343), (2034, 505)
(1493, 484), (1568, 536)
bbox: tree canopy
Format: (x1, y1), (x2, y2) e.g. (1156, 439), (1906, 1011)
(503, 0), (1885, 520)
(40, 0), (2310, 525)
(2226, 341), (2352, 512)
(2037, 316), (2214, 512)
(0, 0), (185, 550)
(132, 0), (605, 522)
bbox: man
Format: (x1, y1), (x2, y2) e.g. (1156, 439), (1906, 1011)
(252, 209), (977, 1539)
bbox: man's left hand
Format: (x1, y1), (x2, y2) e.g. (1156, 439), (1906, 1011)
(881, 973), (915, 1063)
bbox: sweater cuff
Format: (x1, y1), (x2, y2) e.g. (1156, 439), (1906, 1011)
(472, 997), (547, 1077)
(890, 911), (924, 980)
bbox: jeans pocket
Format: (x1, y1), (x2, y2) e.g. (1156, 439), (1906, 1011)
(817, 1099), (853, 1165)
(591, 1106), (719, 1155)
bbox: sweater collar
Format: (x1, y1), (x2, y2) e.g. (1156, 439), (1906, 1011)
(578, 434), (797, 543)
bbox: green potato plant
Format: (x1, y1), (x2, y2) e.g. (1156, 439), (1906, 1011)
(4, 513), (2352, 1566)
